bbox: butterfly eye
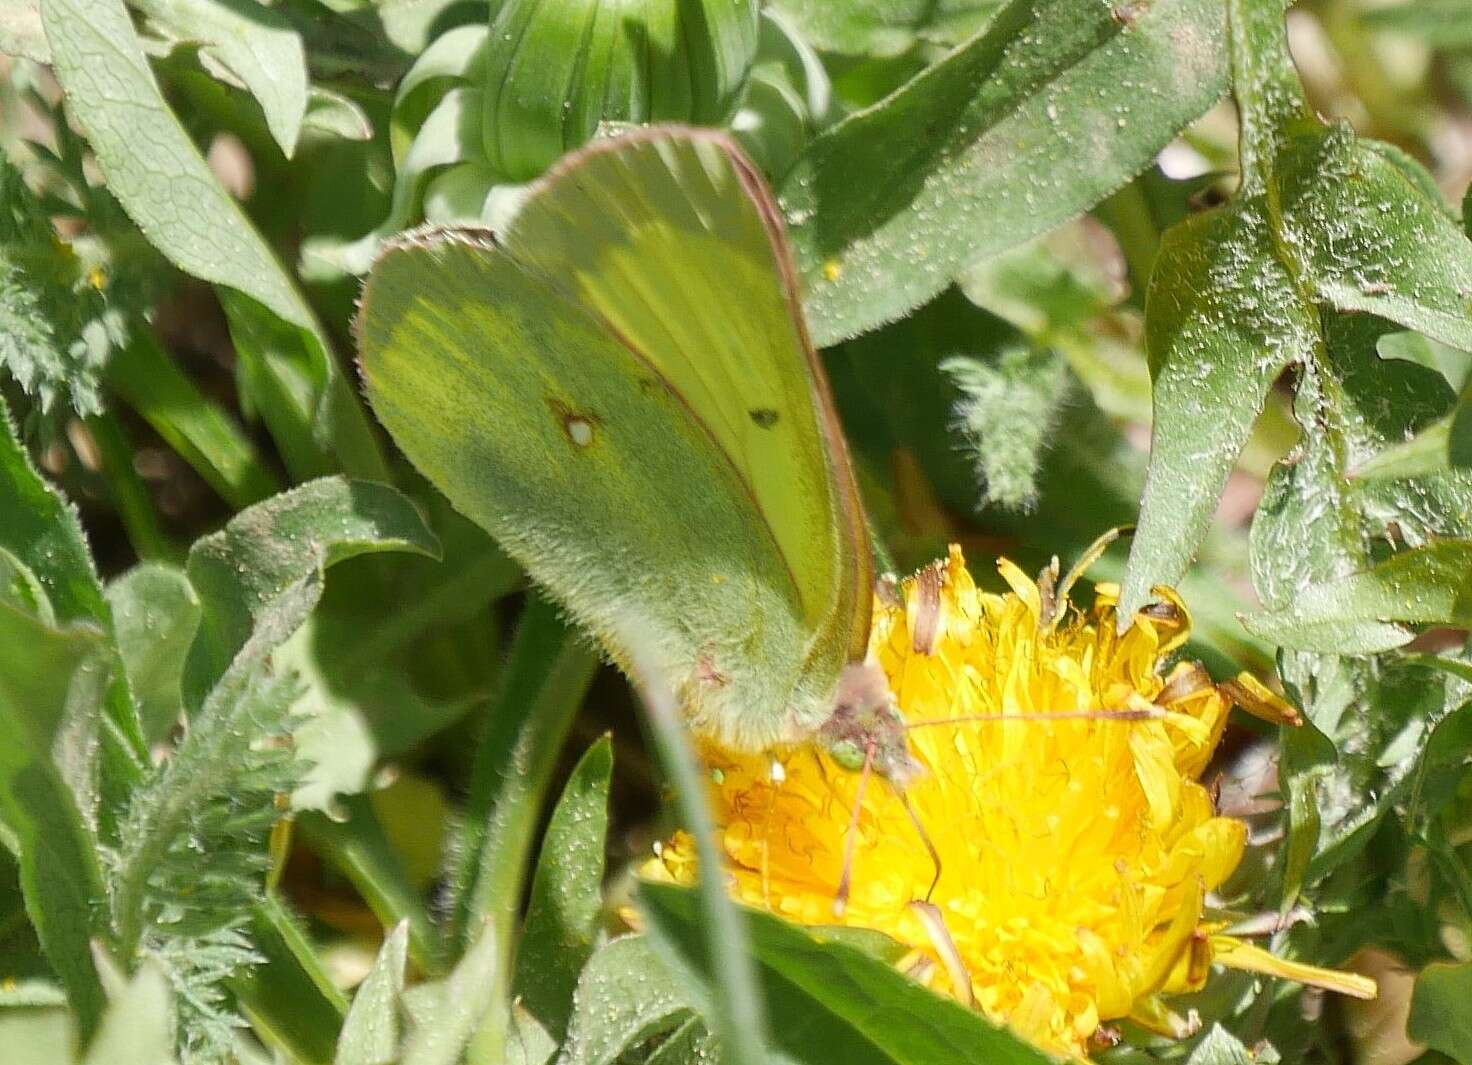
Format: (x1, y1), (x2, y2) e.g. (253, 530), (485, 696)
(829, 739), (866, 772)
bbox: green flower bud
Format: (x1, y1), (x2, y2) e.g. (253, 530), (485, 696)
(481, 0), (759, 181)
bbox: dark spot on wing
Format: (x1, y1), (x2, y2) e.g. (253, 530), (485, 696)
(749, 407), (780, 429)
(546, 397), (600, 449)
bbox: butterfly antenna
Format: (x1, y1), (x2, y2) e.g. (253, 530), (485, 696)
(903, 706), (1161, 731)
(901, 791), (942, 903)
(833, 740), (874, 918)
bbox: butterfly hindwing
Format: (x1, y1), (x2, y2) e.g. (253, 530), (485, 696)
(357, 128), (869, 750)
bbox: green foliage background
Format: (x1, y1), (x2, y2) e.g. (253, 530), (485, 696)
(1, 0), (1472, 1063)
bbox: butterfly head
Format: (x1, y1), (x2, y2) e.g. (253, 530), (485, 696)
(819, 661), (922, 787)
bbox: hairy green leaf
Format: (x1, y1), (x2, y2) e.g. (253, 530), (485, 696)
(334, 921), (408, 1065)
(513, 736), (613, 1040)
(1245, 540), (1472, 652)
(0, 159), (114, 416)
(0, 393), (144, 948)
(399, 922), (499, 1065)
(182, 477), (440, 710)
(784, 0), (1228, 345)
(82, 960), (177, 1065)
(640, 883), (1053, 1065)
(560, 936), (698, 1065)
(1121, 0), (1472, 617)
(106, 563), (200, 747)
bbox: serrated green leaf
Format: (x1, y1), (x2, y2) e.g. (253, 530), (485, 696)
(1277, 653), (1464, 883)
(942, 345), (1067, 510)
(640, 883), (1053, 1065)
(560, 936), (699, 1065)
(1121, 0), (1472, 617)
(334, 920), (408, 1065)
(1409, 961), (1472, 1062)
(514, 736), (613, 1041)
(106, 563), (201, 747)
(134, 0), (308, 157)
(182, 477), (441, 710)
(765, 0), (1000, 56)
(40, 0), (387, 479)
(783, 0), (1228, 346)
(1245, 540), (1472, 652)
(0, 159), (113, 416)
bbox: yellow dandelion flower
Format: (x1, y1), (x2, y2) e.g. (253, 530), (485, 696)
(646, 544), (1376, 1058)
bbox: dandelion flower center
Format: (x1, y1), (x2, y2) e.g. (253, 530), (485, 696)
(647, 545), (1374, 1057)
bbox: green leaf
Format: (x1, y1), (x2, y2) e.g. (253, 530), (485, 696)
(560, 936), (698, 1065)
(640, 883), (1054, 1065)
(1409, 961), (1472, 1062)
(232, 895), (349, 1065)
(106, 328), (280, 510)
(1121, 1), (1472, 616)
(0, 0), (48, 62)
(0, 597), (110, 1034)
(1244, 540), (1472, 653)
(399, 922), (500, 1065)
(40, 0), (387, 479)
(298, 796), (447, 975)
(106, 563), (201, 747)
(448, 599), (598, 946)
(1183, 1025), (1255, 1065)
(1276, 653), (1464, 883)
(630, 663), (770, 1065)
(513, 736), (613, 1040)
(82, 960), (177, 1065)
(134, 0), (309, 157)
(182, 477), (441, 710)
(1362, 0), (1472, 50)
(765, 0), (1000, 56)
(505, 1004), (556, 1065)
(280, 494), (518, 811)
(783, 0), (1229, 346)
(0, 158), (114, 417)
(333, 920), (408, 1065)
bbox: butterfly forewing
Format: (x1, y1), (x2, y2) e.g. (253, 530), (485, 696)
(357, 128), (869, 751)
